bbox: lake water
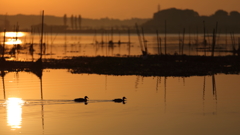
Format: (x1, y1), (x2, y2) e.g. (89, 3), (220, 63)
(0, 32), (238, 61)
(0, 32), (240, 135)
(0, 70), (240, 135)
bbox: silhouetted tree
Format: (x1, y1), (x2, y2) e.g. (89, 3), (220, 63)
(230, 11), (240, 17)
(63, 14), (67, 26)
(214, 10), (228, 17)
(71, 15), (74, 30)
(78, 15), (82, 30)
(75, 15), (78, 30)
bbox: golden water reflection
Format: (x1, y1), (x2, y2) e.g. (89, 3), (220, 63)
(1, 32), (25, 45)
(3, 32), (25, 38)
(5, 39), (22, 45)
(5, 98), (25, 130)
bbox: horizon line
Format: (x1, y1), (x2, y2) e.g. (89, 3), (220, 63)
(1, 7), (238, 20)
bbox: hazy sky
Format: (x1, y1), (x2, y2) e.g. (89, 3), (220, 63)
(1, 0), (240, 19)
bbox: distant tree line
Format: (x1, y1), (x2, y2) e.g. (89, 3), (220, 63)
(65, 14), (82, 30)
(0, 14), (148, 32)
(142, 8), (240, 33)
(2, 8), (239, 33)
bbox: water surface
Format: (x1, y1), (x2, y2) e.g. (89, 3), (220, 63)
(0, 69), (240, 135)
(0, 32), (240, 135)
(0, 32), (237, 61)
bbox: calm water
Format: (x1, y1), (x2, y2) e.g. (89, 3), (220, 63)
(0, 32), (237, 61)
(0, 70), (240, 135)
(0, 32), (240, 135)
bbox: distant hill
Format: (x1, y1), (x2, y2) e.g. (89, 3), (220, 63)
(1, 8), (240, 33)
(142, 8), (240, 33)
(0, 14), (149, 32)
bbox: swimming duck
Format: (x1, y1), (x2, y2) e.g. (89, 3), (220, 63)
(112, 97), (126, 103)
(74, 96), (88, 102)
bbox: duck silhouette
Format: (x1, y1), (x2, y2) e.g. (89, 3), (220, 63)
(112, 97), (126, 103)
(74, 96), (89, 102)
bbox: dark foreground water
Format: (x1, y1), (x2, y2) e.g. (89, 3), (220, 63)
(0, 69), (240, 135)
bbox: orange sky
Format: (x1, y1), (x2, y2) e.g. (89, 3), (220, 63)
(1, 0), (240, 19)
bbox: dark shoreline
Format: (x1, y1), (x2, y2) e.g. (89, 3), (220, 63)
(64, 55), (240, 76)
(1, 55), (239, 77)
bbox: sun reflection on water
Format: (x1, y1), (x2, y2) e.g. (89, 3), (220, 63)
(5, 39), (23, 45)
(4, 32), (25, 37)
(5, 98), (25, 130)
(1, 32), (25, 45)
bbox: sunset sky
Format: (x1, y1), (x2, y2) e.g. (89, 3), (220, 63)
(1, 0), (240, 19)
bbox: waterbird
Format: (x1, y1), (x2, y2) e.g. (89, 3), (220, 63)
(112, 97), (126, 103)
(74, 96), (89, 102)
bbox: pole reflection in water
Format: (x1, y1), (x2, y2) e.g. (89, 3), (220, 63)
(5, 98), (25, 130)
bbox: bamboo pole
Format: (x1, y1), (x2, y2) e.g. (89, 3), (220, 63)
(159, 37), (162, 55)
(128, 28), (131, 56)
(141, 27), (147, 55)
(178, 32), (181, 55)
(2, 29), (6, 57)
(196, 26), (199, 55)
(215, 22), (218, 45)
(230, 32), (236, 52)
(211, 29), (216, 57)
(238, 37), (240, 51)
(40, 10), (44, 59)
(128, 28), (131, 44)
(135, 23), (144, 53)
(111, 27), (113, 42)
(182, 28), (185, 55)
(203, 21), (206, 56)
(164, 20), (167, 55)
(156, 30), (160, 55)
(188, 26), (191, 55)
